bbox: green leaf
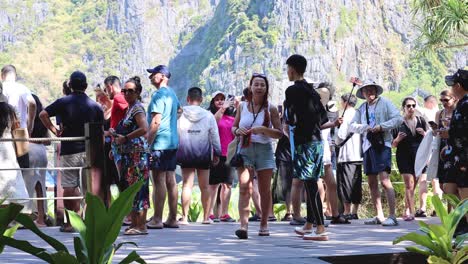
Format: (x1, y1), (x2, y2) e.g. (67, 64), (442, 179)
(83, 191), (111, 264)
(432, 196), (449, 227)
(453, 246), (468, 264)
(427, 255), (451, 264)
(104, 181), (144, 252)
(393, 233), (441, 256)
(15, 214), (68, 253)
(447, 199), (468, 237)
(68, 210), (86, 239)
(454, 233), (468, 249)
(405, 246), (431, 257)
(0, 203), (24, 236)
(73, 237), (87, 263)
(114, 242), (138, 253)
(118, 251), (147, 264)
(0, 236), (53, 263)
(50, 251), (80, 264)
(0, 224), (19, 253)
(443, 193), (461, 208)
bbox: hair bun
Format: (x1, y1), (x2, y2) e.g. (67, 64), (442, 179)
(132, 76), (141, 83)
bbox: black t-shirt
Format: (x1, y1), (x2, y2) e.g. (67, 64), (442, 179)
(45, 92), (104, 155)
(284, 80), (328, 144)
(31, 94), (49, 138)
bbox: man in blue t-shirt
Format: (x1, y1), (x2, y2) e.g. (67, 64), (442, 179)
(39, 71), (104, 232)
(146, 65), (182, 229)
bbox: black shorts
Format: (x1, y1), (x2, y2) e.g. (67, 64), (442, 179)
(209, 156), (234, 185)
(448, 167), (468, 188)
(149, 149), (177, 171)
(179, 161), (211, 170)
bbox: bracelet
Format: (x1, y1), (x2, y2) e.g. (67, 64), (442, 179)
(233, 128), (239, 136)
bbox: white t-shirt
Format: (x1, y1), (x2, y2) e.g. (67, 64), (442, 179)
(337, 108), (362, 162)
(2, 81), (33, 129)
(238, 102), (272, 144)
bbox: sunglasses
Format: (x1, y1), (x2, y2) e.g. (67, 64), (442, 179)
(252, 73), (266, 78)
(405, 104), (416, 109)
(440, 98), (451, 103)
(121, 89), (136, 94)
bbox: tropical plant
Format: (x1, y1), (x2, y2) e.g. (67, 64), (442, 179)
(393, 195), (468, 264)
(187, 202), (202, 223)
(412, 0), (468, 54)
(0, 181), (147, 264)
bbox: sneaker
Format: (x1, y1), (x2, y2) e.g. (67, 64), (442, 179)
(303, 231), (329, 241)
(382, 216), (399, 226)
(220, 214), (236, 222)
(248, 214), (261, 222)
(294, 226), (312, 236)
(209, 214), (220, 223)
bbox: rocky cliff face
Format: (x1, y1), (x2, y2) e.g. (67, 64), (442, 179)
(0, 0), (465, 104)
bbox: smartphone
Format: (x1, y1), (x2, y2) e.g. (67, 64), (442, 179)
(428, 121), (437, 129)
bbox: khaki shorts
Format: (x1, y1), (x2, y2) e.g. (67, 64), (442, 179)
(60, 152), (87, 190)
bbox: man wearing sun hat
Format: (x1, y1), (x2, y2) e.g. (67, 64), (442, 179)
(349, 80), (402, 226)
(146, 64), (182, 229)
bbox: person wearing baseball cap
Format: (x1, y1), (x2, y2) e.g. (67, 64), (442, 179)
(39, 70), (104, 232)
(349, 79), (402, 227)
(146, 64), (182, 229)
(443, 69), (468, 236)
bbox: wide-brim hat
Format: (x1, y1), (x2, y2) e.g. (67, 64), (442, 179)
(0, 82), (7, 103)
(356, 80), (383, 99)
(211, 90), (225, 99)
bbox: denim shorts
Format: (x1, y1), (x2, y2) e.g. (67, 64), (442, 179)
(239, 142), (276, 171)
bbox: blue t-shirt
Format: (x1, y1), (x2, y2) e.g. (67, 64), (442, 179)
(147, 86), (180, 150)
(45, 92), (104, 155)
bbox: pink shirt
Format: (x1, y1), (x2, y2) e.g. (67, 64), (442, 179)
(218, 115), (235, 156)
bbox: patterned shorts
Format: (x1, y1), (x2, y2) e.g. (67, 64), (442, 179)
(293, 141), (324, 181)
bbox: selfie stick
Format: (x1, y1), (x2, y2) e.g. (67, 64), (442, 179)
(341, 77), (362, 118)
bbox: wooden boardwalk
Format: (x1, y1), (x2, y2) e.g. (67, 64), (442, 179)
(0, 217), (439, 263)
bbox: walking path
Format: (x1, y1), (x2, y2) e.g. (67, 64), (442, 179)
(0, 217), (439, 263)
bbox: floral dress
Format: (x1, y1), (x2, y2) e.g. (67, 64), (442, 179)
(112, 102), (150, 211)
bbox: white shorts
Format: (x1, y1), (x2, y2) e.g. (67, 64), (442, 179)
(322, 128), (332, 165)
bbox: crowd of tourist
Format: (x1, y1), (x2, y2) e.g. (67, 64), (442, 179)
(0, 56), (467, 240)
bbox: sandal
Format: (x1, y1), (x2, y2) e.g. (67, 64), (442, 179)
(294, 226), (312, 236)
(403, 215), (415, 222)
(364, 217), (383, 225)
(330, 216), (350, 224)
(289, 217), (306, 226)
(258, 229), (270, 236)
(235, 229), (248, 239)
(202, 219), (213, 224)
(124, 228), (148, 236)
(415, 210), (427, 218)
(303, 231), (329, 241)
(59, 225), (75, 233)
(281, 213), (293, 222)
(267, 216), (277, 222)
(163, 222), (179, 228)
(382, 216), (399, 226)
(146, 221), (163, 229)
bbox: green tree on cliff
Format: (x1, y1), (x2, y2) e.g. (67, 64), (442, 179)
(412, 0), (468, 54)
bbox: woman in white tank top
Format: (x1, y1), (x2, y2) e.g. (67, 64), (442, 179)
(231, 73), (283, 239)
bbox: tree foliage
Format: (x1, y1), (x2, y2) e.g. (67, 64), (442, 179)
(412, 0), (468, 54)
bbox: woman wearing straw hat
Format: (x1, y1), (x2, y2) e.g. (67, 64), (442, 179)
(349, 80), (402, 226)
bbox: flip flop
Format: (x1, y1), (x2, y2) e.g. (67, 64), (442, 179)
(163, 222), (179, 228)
(34, 220), (47, 228)
(235, 229), (248, 239)
(124, 228), (148, 236)
(258, 229), (270, 236)
(146, 222), (163, 229)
